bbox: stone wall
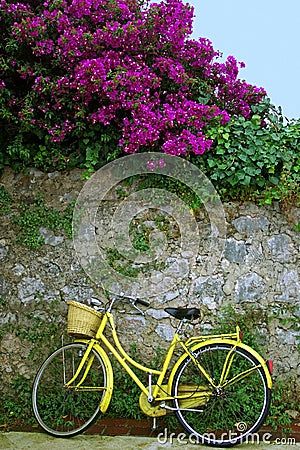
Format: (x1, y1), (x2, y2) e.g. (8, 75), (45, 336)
(0, 167), (299, 402)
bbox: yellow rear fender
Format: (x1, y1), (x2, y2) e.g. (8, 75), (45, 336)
(168, 339), (272, 393)
(229, 340), (272, 389)
(75, 340), (114, 413)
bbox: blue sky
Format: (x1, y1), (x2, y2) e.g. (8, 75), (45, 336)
(188, 0), (300, 119)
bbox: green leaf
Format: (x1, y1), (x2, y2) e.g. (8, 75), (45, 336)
(207, 159), (216, 168)
(269, 176), (279, 185)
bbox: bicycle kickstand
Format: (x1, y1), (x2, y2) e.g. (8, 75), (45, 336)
(152, 417), (157, 430)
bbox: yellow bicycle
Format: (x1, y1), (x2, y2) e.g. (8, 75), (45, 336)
(32, 296), (272, 446)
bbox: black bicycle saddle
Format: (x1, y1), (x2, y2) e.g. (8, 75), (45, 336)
(164, 307), (200, 321)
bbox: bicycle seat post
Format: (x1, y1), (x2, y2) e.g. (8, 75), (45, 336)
(175, 320), (184, 334)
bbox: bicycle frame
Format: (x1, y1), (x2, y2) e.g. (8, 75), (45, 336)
(66, 309), (181, 399)
(64, 305), (272, 418)
(32, 297), (273, 443)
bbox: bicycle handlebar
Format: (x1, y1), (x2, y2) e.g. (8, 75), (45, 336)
(91, 294), (150, 312)
(135, 298), (150, 307)
(119, 292), (150, 308)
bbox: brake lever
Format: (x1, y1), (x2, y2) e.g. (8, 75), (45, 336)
(89, 297), (105, 311)
(129, 299), (145, 316)
(90, 297), (102, 307)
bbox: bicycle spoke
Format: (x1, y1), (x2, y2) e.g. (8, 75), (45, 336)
(172, 343), (271, 446)
(32, 343), (107, 437)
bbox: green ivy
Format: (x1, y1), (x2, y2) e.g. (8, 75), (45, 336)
(129, 220), (151, 252)
(0, 309), (68, 428)
(11, 195), (74, 248)
(267, 379), (296, 431)
(211, 303), (267, 353)
(105, 247), (140, 278)
(137, 174), (203, 210)
(0, 185), (12, 215)
(107, 343), (145, 420)
(198, 103), (299, 205)
(2, 376), (33, 423)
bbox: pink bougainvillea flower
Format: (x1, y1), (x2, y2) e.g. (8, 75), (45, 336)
(1, 0), (267, 161)
(147, 160), (156, 171)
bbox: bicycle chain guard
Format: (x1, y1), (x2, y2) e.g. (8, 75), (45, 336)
(139, 388), (167, 417)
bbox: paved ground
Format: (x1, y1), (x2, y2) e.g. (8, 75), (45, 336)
(0, 432), (299, 450)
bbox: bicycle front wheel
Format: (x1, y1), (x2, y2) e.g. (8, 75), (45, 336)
(32, 342), (108, 437)
(172, 343), (271, 447)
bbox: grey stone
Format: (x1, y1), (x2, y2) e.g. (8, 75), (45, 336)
(164, 290), (180, 302)
(268, 234), (296, 262)
(277, 328), (298, 345)
(47, 171), (61, 179)
(255, 328), (270, 346)
(164, 257), (189, 277)
(234, 272), (265, 303)
(155, 323), (174, 341)
(221, 258), (231, 272)
(0, 312), (16, 324)
(0, 240), (8, 260)
(29, 168), (44, 179)
(294, 305), (300, 318)
(43, 261), (62, 275)
(75, 222), (96, 245)
(233, 215), (269, 234)
(202, 296), (219, 311)
(285, 409), (299, 419)
(60, 284), (95, 302)
(59, 192), (77, 203)
(246, 243), (263, 261)
(39, 227), (64, 246)
(275, 269), (300, 302)
(224, 238), (246, 263)
(146, 276), (176, 299)
(0, 275), (6, 297)
(191, 275), (224, 306)
(181, 250), (195, 259)
(12, 264), (26, 276)
(17, 277), (45, 303)
(120, 314), (146, 330)
(223, 279), (234, 295)
(70, 257), (83, 272)
(0, 432), (191, 450)
(149, 271), (164, 285)
(146, 308), (169, 320)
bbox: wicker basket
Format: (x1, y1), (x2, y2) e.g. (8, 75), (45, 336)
(67, 301), (103, 338)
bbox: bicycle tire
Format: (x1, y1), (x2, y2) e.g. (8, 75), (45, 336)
(32, 342), (108, 437)
(172, 342), (271, 447)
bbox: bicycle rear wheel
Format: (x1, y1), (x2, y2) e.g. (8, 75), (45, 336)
(32, 342), (107, 437)
(172, 343), (271, 447)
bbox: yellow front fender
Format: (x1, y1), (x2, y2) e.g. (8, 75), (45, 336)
(168, 338), (272, 393)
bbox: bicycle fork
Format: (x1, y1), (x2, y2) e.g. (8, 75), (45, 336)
(64, 340), (96, 389)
